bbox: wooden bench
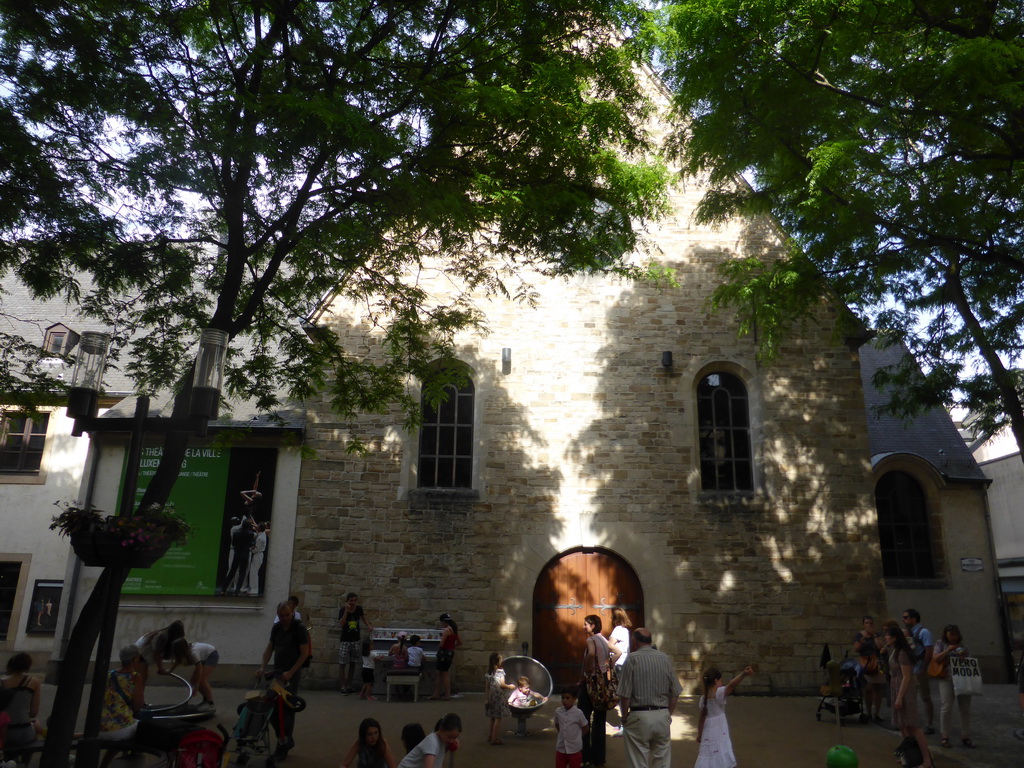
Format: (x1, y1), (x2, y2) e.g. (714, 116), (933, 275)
(384, 670), (422, 702)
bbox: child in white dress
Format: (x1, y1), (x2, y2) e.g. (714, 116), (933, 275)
(694, 666), (754, 768)
(484, 652), (516, 744)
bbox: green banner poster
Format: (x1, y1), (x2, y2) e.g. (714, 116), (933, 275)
(118, 445), (277, 596)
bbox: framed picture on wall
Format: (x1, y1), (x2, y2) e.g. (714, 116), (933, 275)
(25, 580), (62, 635)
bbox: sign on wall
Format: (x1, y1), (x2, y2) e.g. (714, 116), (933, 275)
(119, 445), (278, 596)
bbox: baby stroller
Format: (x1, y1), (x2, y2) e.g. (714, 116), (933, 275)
(816, 656), (867, 724)
(225, 677), (307, 767)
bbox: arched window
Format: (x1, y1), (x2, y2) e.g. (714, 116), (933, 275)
(418, 372), (474, 489)
(875, 471), (934, 579)
(697, 372), (753, 491)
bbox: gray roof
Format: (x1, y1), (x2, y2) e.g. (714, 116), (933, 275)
(1, 278), (305, 433)
(0, 277), (135, 393)
(859, 341), (987, 483)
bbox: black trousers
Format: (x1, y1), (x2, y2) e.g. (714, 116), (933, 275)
(223, 548), (251, 592)
(578, 683), (607, 766)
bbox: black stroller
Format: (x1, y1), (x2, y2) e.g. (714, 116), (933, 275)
(816, 656), (868, 724)
(224, 677), (306, 766)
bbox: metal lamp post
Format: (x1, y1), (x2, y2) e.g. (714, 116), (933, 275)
(67, 329), (229, 768)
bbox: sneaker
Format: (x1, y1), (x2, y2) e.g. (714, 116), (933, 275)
(2, 760), (17, 768)
(366, 695), (377, 701)
(611, 727), (624, 738)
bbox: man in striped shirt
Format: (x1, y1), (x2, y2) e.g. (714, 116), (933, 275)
(617, 628), (682, 768)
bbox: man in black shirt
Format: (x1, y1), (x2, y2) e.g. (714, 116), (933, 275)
(258, 601), (310, 760)
(336, 591), (373, 693)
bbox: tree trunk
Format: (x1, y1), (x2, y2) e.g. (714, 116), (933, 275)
(946, 269), (1024, 468)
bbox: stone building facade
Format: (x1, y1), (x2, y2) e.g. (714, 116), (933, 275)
(291, 176), (890, 694)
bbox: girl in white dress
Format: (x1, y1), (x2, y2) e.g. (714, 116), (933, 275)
(694, 665), (754, 768)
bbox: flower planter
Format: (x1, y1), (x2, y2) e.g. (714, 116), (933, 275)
(70, 529), (171, 569)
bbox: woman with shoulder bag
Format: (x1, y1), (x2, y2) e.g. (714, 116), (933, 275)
(579, 614), (619, 768)
(853, 615), (885, 721)
(933, 624), (973, 749)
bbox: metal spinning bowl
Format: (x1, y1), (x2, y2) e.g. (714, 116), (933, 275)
(138, 672), (212, 721)
(501, 656), (553, 716)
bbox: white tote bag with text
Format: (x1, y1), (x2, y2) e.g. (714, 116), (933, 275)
(949, 656), (983, 696)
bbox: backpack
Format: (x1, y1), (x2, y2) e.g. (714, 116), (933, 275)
(908, 625), (927, 660)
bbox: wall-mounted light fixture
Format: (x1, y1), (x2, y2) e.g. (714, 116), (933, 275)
(501, 347), (512, 375)
(661, 351), (673, 368)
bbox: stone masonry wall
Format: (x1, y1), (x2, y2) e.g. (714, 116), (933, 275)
(290, 175), (887, 694)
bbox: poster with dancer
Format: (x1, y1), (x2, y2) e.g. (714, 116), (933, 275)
(118, 445), (277, 596)
(25, 580), (62, 634)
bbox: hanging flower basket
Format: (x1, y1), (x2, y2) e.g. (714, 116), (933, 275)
(69, 529), (171, 569)
(52, 501), (192, 570)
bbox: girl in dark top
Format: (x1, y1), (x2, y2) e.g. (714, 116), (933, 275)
(853, 615), (885, 721)
(1, 653), (41, 748)
(341, 717), (397, 768)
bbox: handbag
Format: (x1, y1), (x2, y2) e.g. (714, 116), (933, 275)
(949, 656), (983, 696)
(859, 655), (879, 675)
(926, 656), (945, 678)
(894, 735), (924, 767)
(584, 665), (619, 711)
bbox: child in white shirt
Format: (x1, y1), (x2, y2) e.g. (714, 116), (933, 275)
(554, 688), (589, 768)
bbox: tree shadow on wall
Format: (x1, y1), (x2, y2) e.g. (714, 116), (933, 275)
(566, 215), (885, 695)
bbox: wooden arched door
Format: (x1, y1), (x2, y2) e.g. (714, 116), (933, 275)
(532, 549), (644, 686)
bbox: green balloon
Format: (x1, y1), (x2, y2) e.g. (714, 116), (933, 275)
(826, 745), (859, 768)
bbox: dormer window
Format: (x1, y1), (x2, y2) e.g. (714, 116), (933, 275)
(43, 323), (79, 356)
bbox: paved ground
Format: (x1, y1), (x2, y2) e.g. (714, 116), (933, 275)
(38, 680), (1023, 766)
